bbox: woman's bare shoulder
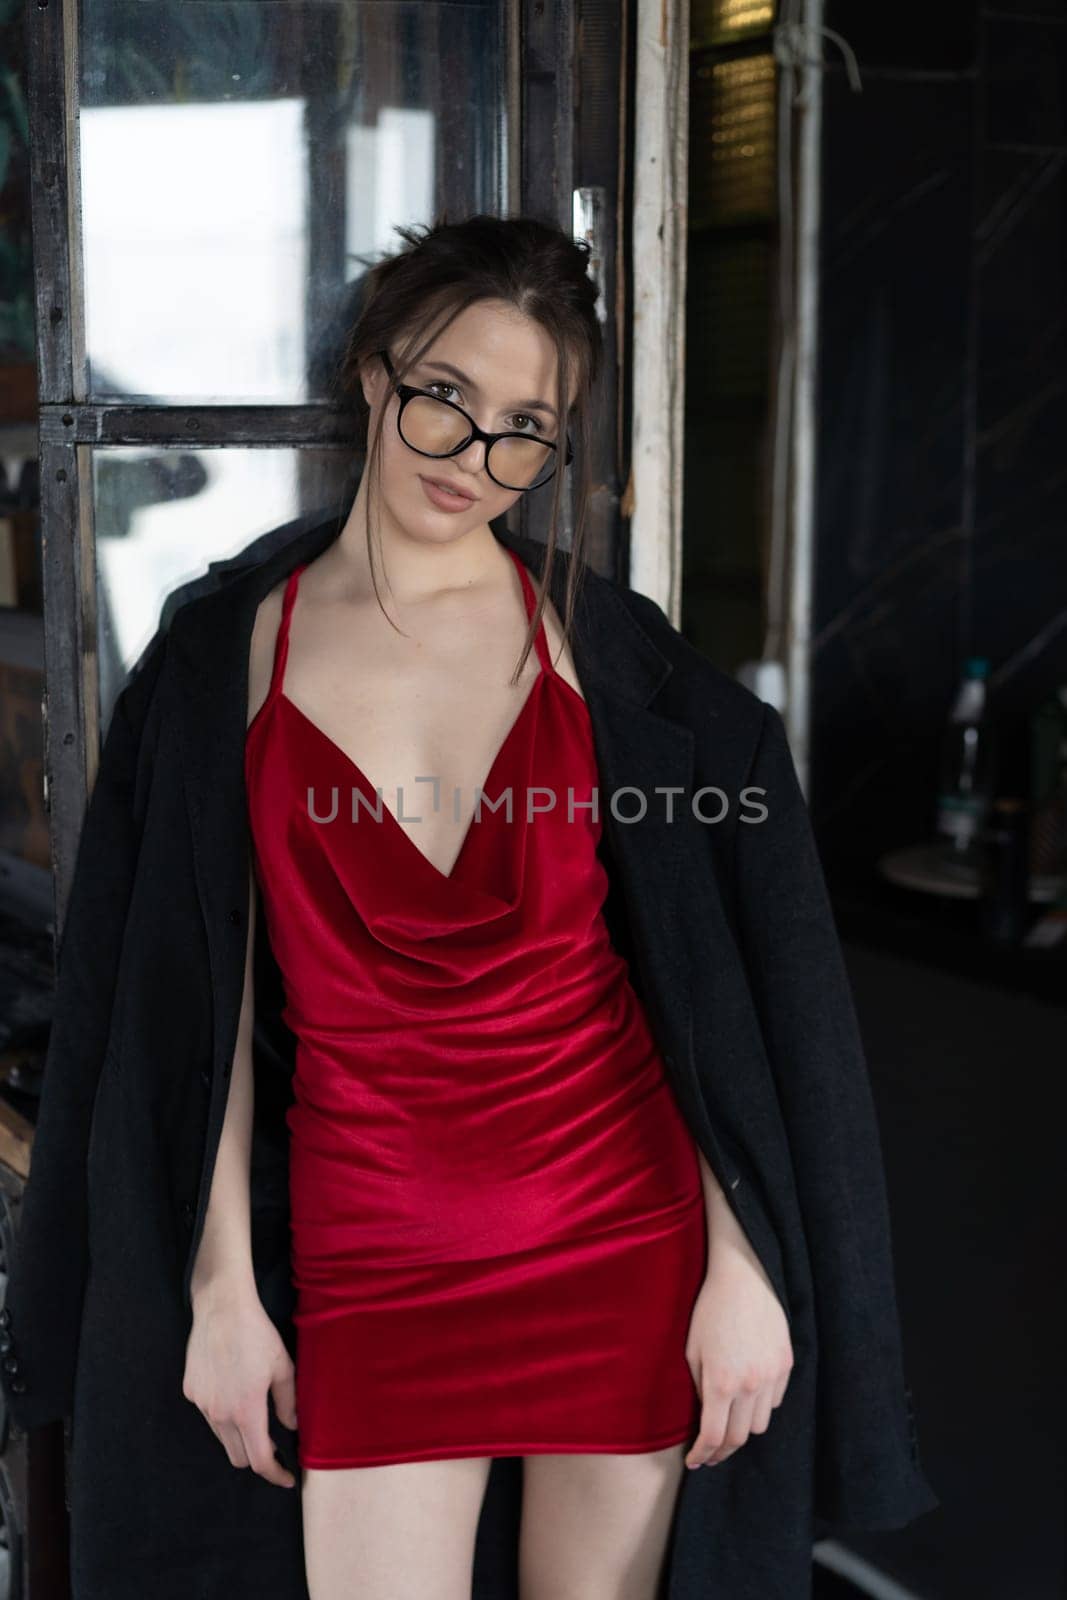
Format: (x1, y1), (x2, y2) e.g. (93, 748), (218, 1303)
(526, 570), (586, 702)
(246, 575), (289, 730)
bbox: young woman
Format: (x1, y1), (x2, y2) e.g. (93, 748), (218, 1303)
(181, 216), (792, 1599)
(0, 216), (936, 1600)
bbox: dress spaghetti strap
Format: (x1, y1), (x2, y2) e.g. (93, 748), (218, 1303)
(503, 545), (553, 676)
(262, 562), (305, 716)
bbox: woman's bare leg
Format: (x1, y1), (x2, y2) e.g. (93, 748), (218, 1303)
(301, 1455), (493, 1600)
(518, 1445), (687, 1600)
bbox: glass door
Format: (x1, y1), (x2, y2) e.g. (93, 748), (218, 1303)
(76, 0), (511, 735)
(27, 0), (635, 923)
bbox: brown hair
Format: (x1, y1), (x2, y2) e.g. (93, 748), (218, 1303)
(336, 213), (603, 684)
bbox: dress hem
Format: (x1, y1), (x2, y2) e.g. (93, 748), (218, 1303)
(299, 1427), (696, 1470)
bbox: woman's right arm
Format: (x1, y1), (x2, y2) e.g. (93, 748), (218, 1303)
(181, 868), (298, 1489)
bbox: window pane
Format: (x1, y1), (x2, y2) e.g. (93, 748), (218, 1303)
(92, 444), (354, 727)
(78, 1), (505, 403)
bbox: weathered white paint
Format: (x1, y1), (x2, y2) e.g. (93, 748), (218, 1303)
(629, 0), (689, 625)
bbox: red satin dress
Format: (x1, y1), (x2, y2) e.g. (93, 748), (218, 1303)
(244, 544), (708, 1469)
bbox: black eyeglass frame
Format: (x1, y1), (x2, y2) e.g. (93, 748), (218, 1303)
(378, 349), (573, 492)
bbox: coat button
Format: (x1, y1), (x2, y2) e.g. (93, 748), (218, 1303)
(199, 1066), (211, 1087)
(0, 1308), (10, 1329)
(729, 1175), (742, 1191)
(10, 1378), (26, 1394)
(0, 1331), (12, 1354)
(228, 907), (241, 926)
(3, 1355), (21, 1376)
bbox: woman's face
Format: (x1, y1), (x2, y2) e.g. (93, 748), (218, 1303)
(360, 298), (571, 542)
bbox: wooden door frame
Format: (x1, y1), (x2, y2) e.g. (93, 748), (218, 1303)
(627, 0), (689, 626)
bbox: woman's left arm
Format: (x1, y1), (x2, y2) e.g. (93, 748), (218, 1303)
(682, 1145), (794, 1471)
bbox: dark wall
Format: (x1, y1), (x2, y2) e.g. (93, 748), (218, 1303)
(814, 2), (1067, 874)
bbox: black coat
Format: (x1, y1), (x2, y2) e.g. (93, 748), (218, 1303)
(0, 503), (939, 1598)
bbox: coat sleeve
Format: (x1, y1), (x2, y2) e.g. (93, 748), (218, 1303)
(732, 699), (940, 1529)
(0, 632), (168, 1433)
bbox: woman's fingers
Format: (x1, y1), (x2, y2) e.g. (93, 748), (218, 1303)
(686, 1372), (785, 1468)
(747, 1384), (775, 1435)
(271, 1363), (299, 1432)
(239, 1397), (297, 1488)
(210, 1401), (295, 1488)
(704, 1388), (756, 1465)
(212, 1417), (251, 1471)
(685, 1379), (732, 1468)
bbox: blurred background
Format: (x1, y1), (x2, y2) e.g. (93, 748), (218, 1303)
(0, 0), (1064, 1595)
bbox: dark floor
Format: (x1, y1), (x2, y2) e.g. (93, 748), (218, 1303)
(829, 941), (1066, 1600)
(812, 1570), (871, 1599)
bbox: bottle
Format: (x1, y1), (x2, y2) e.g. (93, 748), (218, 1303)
(935, 657), (995, 866)
(979, 797), (1030, 945)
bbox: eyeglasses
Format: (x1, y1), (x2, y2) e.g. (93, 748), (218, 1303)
(378, 349), (572, 493)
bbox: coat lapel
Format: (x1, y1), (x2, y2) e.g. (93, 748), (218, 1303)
(172, 507), (697, 1180)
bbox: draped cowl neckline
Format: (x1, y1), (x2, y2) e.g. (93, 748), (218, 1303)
(245, 542), (599, 927)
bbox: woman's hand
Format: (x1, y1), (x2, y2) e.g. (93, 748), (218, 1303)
(183, 1277), (299, 1488)
(683, 1185), (794, 1470)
